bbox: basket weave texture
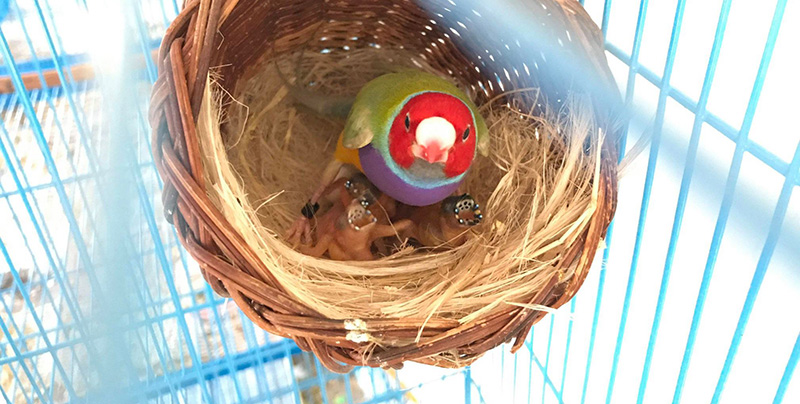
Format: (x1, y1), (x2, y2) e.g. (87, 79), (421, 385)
(149, 0), (620, 372)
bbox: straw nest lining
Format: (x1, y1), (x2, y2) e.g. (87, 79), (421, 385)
(197, 47), (604, 327)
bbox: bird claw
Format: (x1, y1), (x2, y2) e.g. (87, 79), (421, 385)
(286, 217), (312, 246)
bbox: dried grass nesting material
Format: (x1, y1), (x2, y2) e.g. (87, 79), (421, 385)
(196, 47), (605, 326)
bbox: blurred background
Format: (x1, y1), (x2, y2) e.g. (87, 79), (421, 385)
(0, 0), (797, 403)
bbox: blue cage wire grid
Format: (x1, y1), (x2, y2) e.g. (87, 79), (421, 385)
(0, 0), (798, 403)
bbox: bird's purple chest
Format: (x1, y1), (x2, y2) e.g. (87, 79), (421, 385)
(358, 145), (462, 206)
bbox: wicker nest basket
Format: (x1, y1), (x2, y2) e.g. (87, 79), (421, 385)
(149, 0), (620, 372)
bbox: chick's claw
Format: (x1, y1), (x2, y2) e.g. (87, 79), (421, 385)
(286, 217), (312, 246)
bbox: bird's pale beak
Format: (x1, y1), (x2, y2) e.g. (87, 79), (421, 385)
(412, 116), (456, 165)
(411, 143), (449, 164)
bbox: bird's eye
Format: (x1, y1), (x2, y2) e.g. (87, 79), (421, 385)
(462, 126), (470, 141)
(404, 114), (410, 130)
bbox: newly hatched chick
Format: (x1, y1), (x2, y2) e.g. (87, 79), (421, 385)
(298, 198), (412, 261)
(346, 175), (397, 225)
(296, 173), (397, 233)
(404, 193), (483, 248)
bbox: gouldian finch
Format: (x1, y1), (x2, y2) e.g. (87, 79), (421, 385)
(288, 70), (489, 241)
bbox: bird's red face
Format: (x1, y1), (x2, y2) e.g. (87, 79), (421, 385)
(388, 92), (477, 178)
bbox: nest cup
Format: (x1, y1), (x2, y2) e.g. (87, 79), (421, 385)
(149, 0), (621, 372)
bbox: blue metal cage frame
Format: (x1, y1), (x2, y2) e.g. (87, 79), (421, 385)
(1, 0), (798, 403)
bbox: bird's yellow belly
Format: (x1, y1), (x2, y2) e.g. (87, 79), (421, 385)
(333, 131), (363, 172)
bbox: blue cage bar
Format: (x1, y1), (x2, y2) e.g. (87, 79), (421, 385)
(0, 0), (797, 403)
